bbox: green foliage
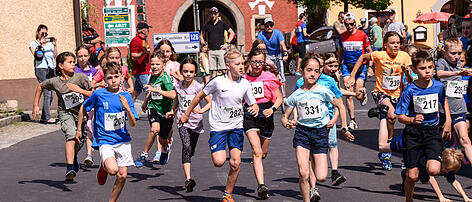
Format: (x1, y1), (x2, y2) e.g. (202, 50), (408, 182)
(289, 0), (391, 11)
(80, 1), (99, 26)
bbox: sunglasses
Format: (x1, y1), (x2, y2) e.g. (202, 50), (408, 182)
(250, 60), (265, 65)
(265, 24), (274, 28)
(344, 22), (355, 27)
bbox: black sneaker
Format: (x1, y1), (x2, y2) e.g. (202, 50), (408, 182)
(309, 188), (321, 202)
(368, 107), (380, 118)
(331, 171), (346, 186)
(257, 184), (269, 199)
(185, 179), (196, 192)
(65, 169), (76, 181)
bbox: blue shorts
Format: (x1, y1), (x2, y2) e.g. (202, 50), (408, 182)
(134, 74), (150, 93)
(440, 113), (467, 126)
(328, 125), (337, 148)
(341, 64), (367, 80)
(293, 125), (329, 154)
(209, 128), (244, 153)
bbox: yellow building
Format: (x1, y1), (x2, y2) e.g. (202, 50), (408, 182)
(327, 0), (468, 49)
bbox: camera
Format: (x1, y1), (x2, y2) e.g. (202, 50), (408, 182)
(35, 45), (45, 61)
(46, 37), (55, 42)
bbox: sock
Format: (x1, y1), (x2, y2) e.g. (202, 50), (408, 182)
(66, 164), (73, 171)
(332, 169), (339, 175)
(223, 191), (231, 196)
(351, 117), (356, 122)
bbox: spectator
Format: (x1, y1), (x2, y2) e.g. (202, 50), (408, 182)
(334, 12), (347, 35)
(385, 10), (406, 38)
(461, 18), (472, 67)
(81, 19), (102, 67)
(29, 24), (57, 124)
(200, 7), (235, 78)
(359, 17), (371, 40)
(130, 22), (152, 101)
(404, 25), (413, 47)
(370, 17), (383, 51)
(294, 13), (310, 74)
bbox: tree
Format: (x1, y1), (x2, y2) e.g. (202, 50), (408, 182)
(289, 0), (391, 31)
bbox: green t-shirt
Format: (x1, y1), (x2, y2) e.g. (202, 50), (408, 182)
(372, 24), (383, 48)
(147, 72), (174, 115)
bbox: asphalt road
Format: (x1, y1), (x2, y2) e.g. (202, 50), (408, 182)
(1, 75), (471, 202)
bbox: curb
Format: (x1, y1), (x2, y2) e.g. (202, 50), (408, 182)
(0, 114), (30, 128)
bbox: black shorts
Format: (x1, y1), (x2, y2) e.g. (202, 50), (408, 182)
(148, 108), (173, 139)
(293, 125), (329, 154)
(402, 125), (442, 168)
(298, 42), (307, 58)
(243, 114), (274, 139)
(292, 44), (299, 55)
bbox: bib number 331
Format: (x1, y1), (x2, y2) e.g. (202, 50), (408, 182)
(104, 111), (126, 131)
(297, 99), (322, 120)
(413, 94), (438, 114)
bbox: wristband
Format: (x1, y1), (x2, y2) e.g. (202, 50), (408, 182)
(272, 106), (277, 112)
(341, 127), (349, 132)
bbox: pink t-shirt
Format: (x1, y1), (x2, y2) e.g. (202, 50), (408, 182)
(244, 71), (281, 104)
(165, 61), (180, 84)
(93, 66), (130, 90)
(174, 80), (204, 133)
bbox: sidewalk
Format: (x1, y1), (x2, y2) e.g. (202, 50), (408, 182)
(0, 121), (59, 150)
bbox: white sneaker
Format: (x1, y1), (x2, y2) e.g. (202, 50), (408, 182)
(84, 155), (93, 167)
(310, 188), (320, 202)
(348, 120), (358, 130)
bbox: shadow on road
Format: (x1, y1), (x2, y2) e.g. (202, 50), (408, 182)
(149, 185), (220, 201)
(127, 172), (163, 183)
(18, 179), (76, 191)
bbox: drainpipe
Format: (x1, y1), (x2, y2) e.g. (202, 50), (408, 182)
(401, 0), (404, 23)
(73, 0), (83, 46)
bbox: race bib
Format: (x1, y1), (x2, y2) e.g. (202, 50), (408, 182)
(62, 92), (84, 109)
(220, 105), (243, 123)
(297, 99), (322, 120)
(382, 75), (401, 90)
(151, 84), (163, 100)
(251, 82), (264, 99)
(179, 94), (195, 111)
(413, 94), (438, 114)
(104, 111), (126, 131)
(463, 80), (469, 95)
(446, 81), (464, 98)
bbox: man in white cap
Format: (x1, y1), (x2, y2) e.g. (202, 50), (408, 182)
(257, 17), (289, 98)
(369, 17), (383, 51)
(359, 17), (370, 39)
(339, 13), (372, 130)
(200, 6), (235, 78)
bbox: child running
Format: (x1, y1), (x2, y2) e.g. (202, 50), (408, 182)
(394, 50), (452, 202)
(243, 48), (283, 199)
(32, 52), (93, 181)
(436, 38), (472, 165)
(92, 47), (134, 94)
(179, 48), (259, 202)
(136, 51), (176, 167)
(75, 62), (138, 202)
(348, 31), (413, 170)
(75, 45), (98, 167)
(167, 58), (211, 192)
(282, 53), (354, 202)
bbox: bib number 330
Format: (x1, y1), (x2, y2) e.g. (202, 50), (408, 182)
(297, 99), (322, 120)
(104, 111), (126, 131)
(251, 82), (264, 99)
(413, 94), (438, 114)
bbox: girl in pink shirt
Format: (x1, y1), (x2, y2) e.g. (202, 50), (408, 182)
(243, 48), (282, 199)
(155, 40), (183, 84)
(92, 47), (134, 93)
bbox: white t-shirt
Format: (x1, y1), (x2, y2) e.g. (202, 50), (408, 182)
(203, 74), (257, 131)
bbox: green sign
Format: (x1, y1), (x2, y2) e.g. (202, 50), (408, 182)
(106, 37), (130, 44)
(106, 30), (130, 37)
(103, 7), (128, 14)
(104, 15), (129, 22)
(105, 22), (130, 29)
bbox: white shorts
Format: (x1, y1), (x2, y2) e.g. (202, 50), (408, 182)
(99, 142), (134, 167)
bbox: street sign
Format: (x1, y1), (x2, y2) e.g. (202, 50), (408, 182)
(106, 29), (131, 37)
(103, 7), (129, 14)
(104, 15), (129, 22)
(153, 32), (200, 53)
(105, 22), (130, 29)
(106, 37), (131, 44)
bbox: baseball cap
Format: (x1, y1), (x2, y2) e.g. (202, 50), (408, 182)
(360, 17), (367, 22)
(389, 9), (396, 15)
(369, 17), (378, 23)
(344, 13), (356, 21)
(210, 7), (218, 13)
(264, 17), (274, 24)
(137, 22), (152, 30)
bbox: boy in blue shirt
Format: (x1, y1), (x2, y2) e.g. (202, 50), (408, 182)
(282, 53), (354, 202)
(76, 62), (139, 202)
(394, 51), (452, 202)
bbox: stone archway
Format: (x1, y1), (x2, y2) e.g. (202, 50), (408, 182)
(172, 0), (246, 51)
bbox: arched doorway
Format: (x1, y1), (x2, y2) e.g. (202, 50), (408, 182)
(432, 0), (471, 45)
(172, 0), (246, 51)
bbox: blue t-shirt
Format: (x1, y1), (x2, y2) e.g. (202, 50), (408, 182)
(286, 84), (334, 128)
(84, 88), (139, 149)
(464, 76), (471, 109)
(257, 29), (285, 56)
(295, 74), (342, 117)
(461, 37), (468, 50)
(394, 80), (446, 126)
(296, 21), (307, 44)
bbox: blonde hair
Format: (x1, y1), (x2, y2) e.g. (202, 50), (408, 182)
(224, 48), (242, 63)
(442, 148), (464, 172)
(444, 38), (463, 52)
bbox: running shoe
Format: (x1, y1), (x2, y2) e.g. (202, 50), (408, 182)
(185, 178), (196, 192)
(135, 153), (147, 168)
(159, 149), (171, 165)
(84, 155), (93, 167)
(309, 188), (321, 202)
(221, 193), (234, 202)
(257, 184), (269, 199)
(348, 120), (358, 130)
(152, 151), (161, 163)
(378, 152), (392, 171)
(383, 159), (392, 171)
(65, 169), (76, 181)
(360, 89), (368, 106)
(418, 167), (429, 184)
(331, 171), (346, 186)
(368, 107), (380, 118)
(97, 163), (107, 185)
